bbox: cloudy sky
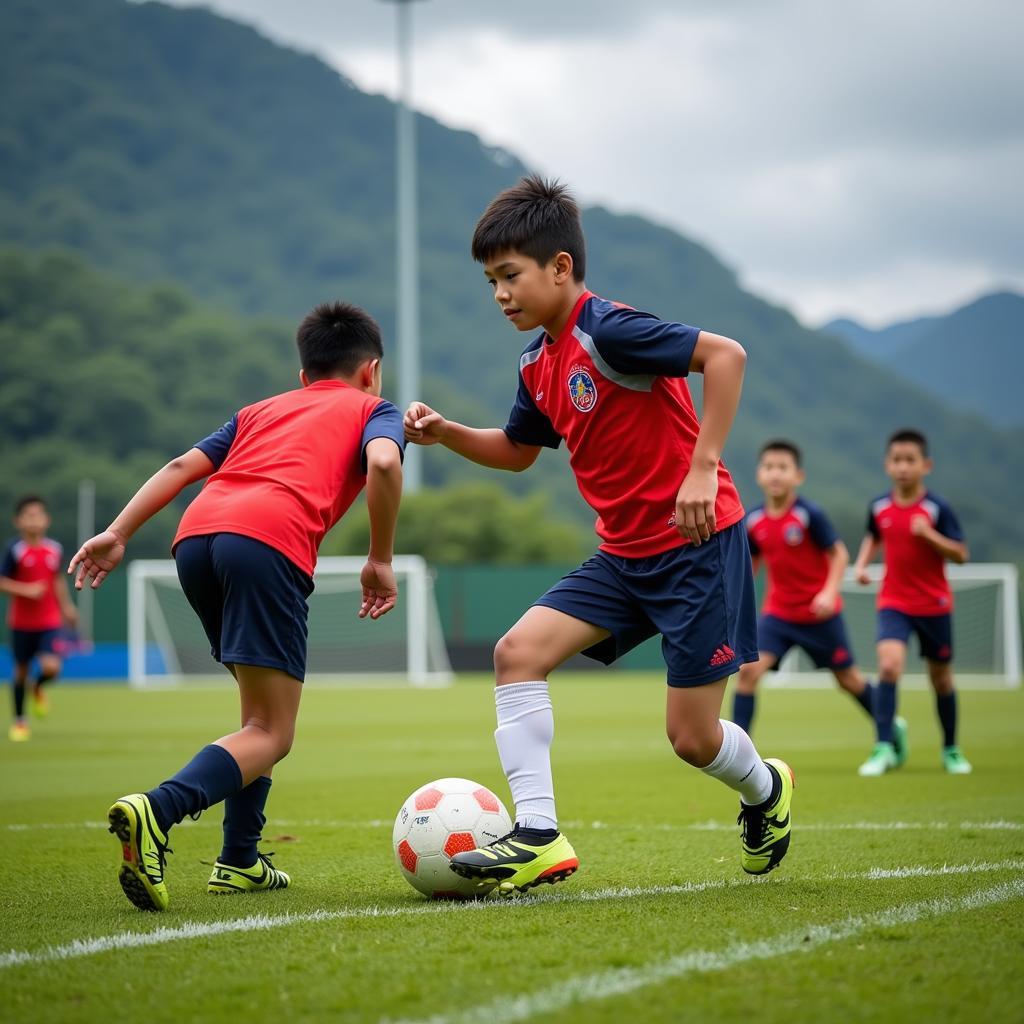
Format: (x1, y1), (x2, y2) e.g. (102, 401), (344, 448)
(166, 0), (1022, 326)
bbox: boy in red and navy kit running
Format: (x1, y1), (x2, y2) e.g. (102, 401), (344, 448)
(70, 302), (405, 911)
(853, 429), (971, 776)
(405, 176), (793, 889)
(733, 441), (896, 771)
(2, 496), (79, 740)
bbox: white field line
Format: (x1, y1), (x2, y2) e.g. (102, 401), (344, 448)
(1, 859), (1022, 971)
(389, 878), (1024, 1024)
(4, 817), (1022, 833)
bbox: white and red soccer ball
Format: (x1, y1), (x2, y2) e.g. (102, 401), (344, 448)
(392, 777), (512, 899)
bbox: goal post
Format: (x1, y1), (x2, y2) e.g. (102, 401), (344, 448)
(774, 563), (1021, 689)
(128, 555), (453, 689)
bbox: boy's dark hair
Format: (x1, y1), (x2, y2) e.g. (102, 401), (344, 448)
(887, 428), (929, 457)
(759, 439), (802, 468)
(296, 302), (383, 380)
(471, 175), (586, 282)
(14, 494), (47, 516)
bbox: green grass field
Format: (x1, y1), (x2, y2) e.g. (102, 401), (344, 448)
(2, 675), (1023, 1023)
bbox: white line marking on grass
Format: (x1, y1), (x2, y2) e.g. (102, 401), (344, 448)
(388, 878), (1024, 1024)
(6, 818), (1021, 833)
(2, 859), (1022, 971)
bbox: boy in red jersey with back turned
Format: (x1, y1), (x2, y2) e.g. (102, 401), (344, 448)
(405, 176), (793, 891)
(853, 428), (971, 776)
(734, 441), (901, 772)
(2, 495), (79, 741)
(70, 302), (405, 911)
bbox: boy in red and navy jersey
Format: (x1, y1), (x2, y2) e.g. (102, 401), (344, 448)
(70, 302), (405, 911)
(405, 176), (793, 888)
(733, 441), (891, 769)
(1, 495), (79, 740)
(853, 429), (971, 776)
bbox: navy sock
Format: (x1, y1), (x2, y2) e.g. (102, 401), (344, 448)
(732, 693), (756, 734)
(874, 681), (898, 744)
(12, 678), (26, 719)
(34, 670), (57, 691)
(851, 681), (875, 719)
(936, 691), (958, 748)
(146, 744), (243, 835)
(220, 775), (272, 867)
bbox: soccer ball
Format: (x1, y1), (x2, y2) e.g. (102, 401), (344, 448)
(393, 777), (512, 899)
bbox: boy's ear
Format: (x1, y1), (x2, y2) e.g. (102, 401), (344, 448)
(922, 456), (934, 474)
(796, 468), (806, 486)
(362, 358), (381, 389)
(552, 251), (574, 284)
(299, 369), (312, 388)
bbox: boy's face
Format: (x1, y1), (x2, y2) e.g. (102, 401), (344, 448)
(756, 450), (803, 499)
(14, 502), (50, 537)
(483, 249), (567, 333)
(885, 441), (931, 489)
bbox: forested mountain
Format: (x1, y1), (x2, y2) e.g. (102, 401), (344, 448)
(2, 0), (1022, 562)
(824, 292), (1024, 427)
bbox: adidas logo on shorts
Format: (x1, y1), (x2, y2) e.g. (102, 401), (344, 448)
(709, 644), (735, 668)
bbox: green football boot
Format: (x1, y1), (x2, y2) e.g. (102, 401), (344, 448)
(858, 742), (898, 777)
(942, 746), (973, 774)
(108, 794), (170, 912)
(738, 758), (794, 875)
(448, 827), (579, 896)
(207, 853), (290, 894)
(891, 716), (909, 768)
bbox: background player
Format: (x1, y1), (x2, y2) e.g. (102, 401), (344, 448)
(405, 176), (794, 891)
(1, 495), (79, 741)
(853, 428), (971, 776)
(733, 441), (904, 771)
(69, 301), (405, 911)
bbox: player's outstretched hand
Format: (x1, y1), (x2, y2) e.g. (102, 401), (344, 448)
(675, 468), (718, 546)
(359, 559), (398, 619)
(68, 530), (127, 590)
(404, 402), (448, 446)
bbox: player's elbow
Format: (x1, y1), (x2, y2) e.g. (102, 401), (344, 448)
(366, 442), (403, 476)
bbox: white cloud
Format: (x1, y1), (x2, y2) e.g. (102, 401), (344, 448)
(160, 0), (1024, 324)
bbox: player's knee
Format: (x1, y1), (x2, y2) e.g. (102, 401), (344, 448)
(493, 630), (541, 681)
(667, 728), (714, 767)
(877, 657), (901, 681)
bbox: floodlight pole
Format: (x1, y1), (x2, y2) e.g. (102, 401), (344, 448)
(381, 0), (426, 492)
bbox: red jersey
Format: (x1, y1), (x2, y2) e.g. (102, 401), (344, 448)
(867, 490), (963, 615)
(746, 497), (840, 624)
(504, 292), (745, 558)
(174, 381), (405, 577)
(1, 537), (64, 631)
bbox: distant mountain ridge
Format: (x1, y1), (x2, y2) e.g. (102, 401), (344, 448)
(823, 291), (1024, 427)
(3, 0), (1023, 561)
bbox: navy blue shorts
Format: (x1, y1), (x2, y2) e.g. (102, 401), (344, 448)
(10, 628), (61, 666)
(174, 533), (314, 682)
(534, 521), (758, 687)
(758, 613), (855, 670)
(877, 608), (953, 663)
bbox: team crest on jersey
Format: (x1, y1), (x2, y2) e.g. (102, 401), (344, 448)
(784, 524), (804, 546)
(567, 366), (598, 412)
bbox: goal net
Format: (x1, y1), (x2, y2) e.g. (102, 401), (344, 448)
(127, 555), (453, 688)
(773, 564), (1021, 689)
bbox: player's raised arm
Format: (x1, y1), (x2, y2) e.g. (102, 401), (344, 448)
(676, 331), (747, 545)
(404, 402), (541, 472)
(69, 447), (215, 590)
(909, 516), (969, 564)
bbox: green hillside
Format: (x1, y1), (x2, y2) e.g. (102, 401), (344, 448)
(824, 292), (1024, 427)
(3, 0), (1022, 561)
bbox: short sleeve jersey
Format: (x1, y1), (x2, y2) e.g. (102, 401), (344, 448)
(1, 537), (64, 631)
(745, 497), (840, 624)
(504, 291), (745, 558)
(174, 380), (404, 577)
(866, 490), (963, 615)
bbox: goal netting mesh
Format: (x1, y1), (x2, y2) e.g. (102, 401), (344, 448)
(773, 564), (1021, 688)
(128, 555), (453, 688)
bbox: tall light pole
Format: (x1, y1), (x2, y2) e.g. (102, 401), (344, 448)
(380, 0), (426, 492)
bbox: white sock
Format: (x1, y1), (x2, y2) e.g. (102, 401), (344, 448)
(494, 681), (557, 831)
(702, 720), (774, 806)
